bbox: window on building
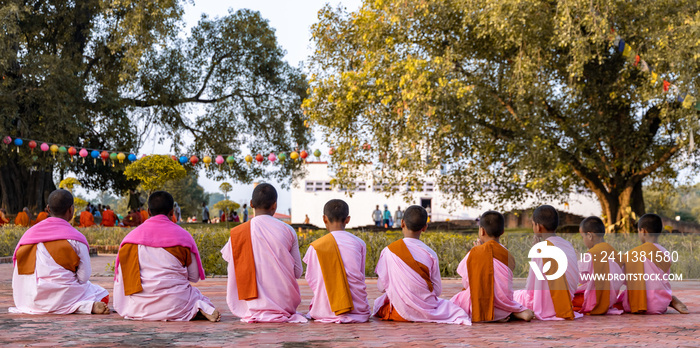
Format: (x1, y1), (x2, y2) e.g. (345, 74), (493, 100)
(424, 182), (435, 192)
(305, 181), (332, 192)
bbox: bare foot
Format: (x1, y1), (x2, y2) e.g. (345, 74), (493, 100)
(512, 309), (535, 322)
(670, 296), (689, 314)
(496, 315), (510, 323)
(91, 301), (110, 315)
(200, 309), (221, 322)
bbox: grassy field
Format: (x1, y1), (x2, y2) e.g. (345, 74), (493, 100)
(2, 225), (699, 279)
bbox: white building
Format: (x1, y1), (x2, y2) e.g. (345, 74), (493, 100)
(291, 162), (601, 228)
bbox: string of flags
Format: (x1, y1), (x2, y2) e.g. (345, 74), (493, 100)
(2, 135), (331, 168)
(611, 28), (700, 111)
(611, 28), (698, 152)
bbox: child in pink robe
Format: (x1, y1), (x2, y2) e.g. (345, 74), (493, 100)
(220, 183), (306, 323)
(303, 199), (370, 323)
(11, 189), (109, 315)
(513, 205), (582, 321)
(372, 205), (471, 325)
(451, 211), (534, 322)
(573, 216), (624, 315)
(616, 214), (688, 315)
(113, 191), (220, 322)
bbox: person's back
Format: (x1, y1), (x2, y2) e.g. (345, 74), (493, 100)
(202, 203), (210, 223)
(451, 211), (533, 322)
(616, 214), (688, 315)
(79, 208), (95, 227)
(113, 191), (220, 322)
(373, 205), (470, 325)
(11, 190), (109, 315)
(303, 199), (370, 323)
(15, 208), (30, 227)
(221, 184), (305, 322)
(513, 205), (581, 321)
(101, 209), (117, 227)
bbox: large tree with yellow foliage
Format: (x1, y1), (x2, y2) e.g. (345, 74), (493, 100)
(304, 0), (700, 231)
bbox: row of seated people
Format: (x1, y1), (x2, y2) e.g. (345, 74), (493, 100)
(10, 185), (688, 323)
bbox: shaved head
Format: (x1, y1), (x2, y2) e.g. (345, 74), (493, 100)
(48, 189), (74, 217)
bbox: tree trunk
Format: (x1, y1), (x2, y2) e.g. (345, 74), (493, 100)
(0, 159), (56, 214)
(597, 181), (645, 233)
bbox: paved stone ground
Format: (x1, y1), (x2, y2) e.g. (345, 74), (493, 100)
(0, 255), (697, 347)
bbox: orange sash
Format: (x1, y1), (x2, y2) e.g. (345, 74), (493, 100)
(16, 240), (80, 274)
(544, 240), (575, 320)
(118, 244), (193, 296)
(624, 242), (671, 313)
(587, 242), (617, 315)
(387, 239), (433, 292)
(118, 243), (142, 295)
(230, 221), (258, 300)
(467, 240), (516, 322)
(311, 233), (354, 315)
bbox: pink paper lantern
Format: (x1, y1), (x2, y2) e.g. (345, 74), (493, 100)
(215, 155), (224, 165)
(268, 153), (277, 162)
(40, 143), (49, 152)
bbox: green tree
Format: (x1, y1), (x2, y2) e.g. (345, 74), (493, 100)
(645, 183), (700, 223)
(213, 199), (240, 217)
(1, 3), (310, 213)
(124, 155), (187, 194)
(163, 171), (208, 218)
(219, 182), (233, 200)
(305, 0), (700, 232)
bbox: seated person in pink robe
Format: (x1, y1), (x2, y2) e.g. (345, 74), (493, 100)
(113, 191), (220, 322)
(303, 199), (370, 323)
(513, 205), (582, 320)
(220, 183), (306, 323)
(616, 214), (688, 315)
(372, 205), (471, 325)
(573, 216), (624, 315)
(11, 189), (109, 315)
(451, 210), (534, 322)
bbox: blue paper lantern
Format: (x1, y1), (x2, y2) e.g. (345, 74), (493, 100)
(127, 154), (136, 161)
(179, 156), (188, 164)
(91, 150), (99, 158)
(13, 138), (23, 146)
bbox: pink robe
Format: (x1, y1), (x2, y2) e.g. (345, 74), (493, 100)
(220, 215), (306, 323)
(303, 231), (370, 323)
(450, 249), (527, 321)
(575, 252), (624, 315)
(11, 217), (108, 314)
(372, 238), (471, 325)
(617, 243), (673, 314)
(113, 246), (216, 321)
(113, 215), (214, 321)
(513, 236), (583, 320)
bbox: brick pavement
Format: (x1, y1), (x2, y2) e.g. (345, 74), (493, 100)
(0, 255), (697, 347)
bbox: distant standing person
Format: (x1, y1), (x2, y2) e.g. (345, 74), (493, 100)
(394, 206), (403, 228)
(202, 202), (210, 224)
(383, 205), (391, 228)
(303, 214), (310, 225)
(174, 202), (181, 223)
(128, 189), (141, 212)
(242, 204), (248, 222)
(372, 205), (382, 227)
